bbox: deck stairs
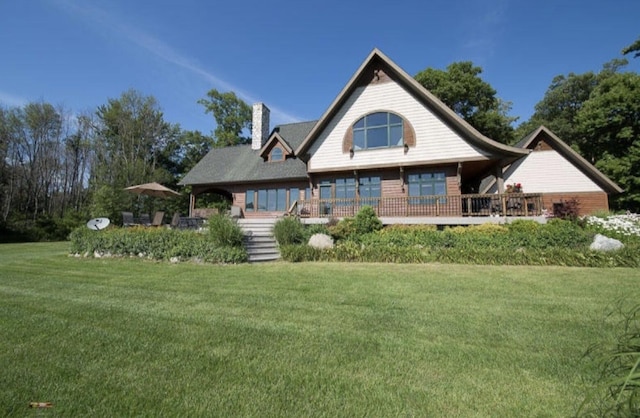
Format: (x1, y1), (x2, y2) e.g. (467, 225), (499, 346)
(237, 218), (280, 262)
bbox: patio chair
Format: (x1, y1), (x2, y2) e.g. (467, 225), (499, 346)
(122, 211), (137, 227)
(138, 213), (151, 226)
(150, 211), (165, 227)
(170, 212), (181, 228)
(230, 205), (242, 218)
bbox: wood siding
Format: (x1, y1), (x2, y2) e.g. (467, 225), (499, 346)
(499, 151), (603, 193)
(307, 82), (491, 172)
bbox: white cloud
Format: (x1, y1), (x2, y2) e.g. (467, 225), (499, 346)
(49, 0), (301, 123)
(0, 91), (28, 108)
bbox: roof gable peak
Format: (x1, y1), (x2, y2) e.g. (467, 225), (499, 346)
(295, 48), (527, 159)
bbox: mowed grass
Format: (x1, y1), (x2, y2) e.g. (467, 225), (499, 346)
(1, 242), (638, 417)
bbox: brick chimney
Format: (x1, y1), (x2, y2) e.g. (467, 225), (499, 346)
(251, 103), (270, 150)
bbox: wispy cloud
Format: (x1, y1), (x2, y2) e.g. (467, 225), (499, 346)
(49, 0), (301, 123)
(461, 0), (508, 63)
(0, 91), (28, 108)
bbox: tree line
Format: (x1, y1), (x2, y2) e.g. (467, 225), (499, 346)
(1, 38), (638, 241)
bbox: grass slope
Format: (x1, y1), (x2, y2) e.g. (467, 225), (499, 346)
(1, 242), (638, 417)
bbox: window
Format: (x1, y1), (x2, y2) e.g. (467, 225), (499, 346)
(359, 176), (381, 205)
(245, 190), (255, 212)
(271, 147), (283, 162)
(257, 189), (268, 211)
(250, 188), (293, 212)
(319, 181), (332, 215)
(353, 112), (403, 150)
(335, 178), (356, 206)
(288, 188), (300, 210)
(408, 172), (446, 204)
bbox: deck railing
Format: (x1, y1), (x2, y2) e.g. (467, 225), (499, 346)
(293, 193), (543, 218)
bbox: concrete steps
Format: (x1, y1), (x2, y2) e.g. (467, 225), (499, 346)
(237, 218), (280, 262)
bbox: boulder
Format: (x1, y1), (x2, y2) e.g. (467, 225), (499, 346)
(590, 234), (624, 252)
(308, 233), (334, 249)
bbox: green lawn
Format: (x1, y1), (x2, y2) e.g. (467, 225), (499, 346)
(1, 242), (638, 417)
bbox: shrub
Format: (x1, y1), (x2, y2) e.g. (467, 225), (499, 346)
(69, 225), (248, 263)
(353, 206), (382, 235)
(327, 206), (383, 242)
(208, 214), (244, 248)
(328, 218), (357, 242)
(542, 218), (592, 249)
(301, 223), (331, 243)
(279, 244), (326, 262)
(553, 197), (581, 220)
(273, 216), (305, 245)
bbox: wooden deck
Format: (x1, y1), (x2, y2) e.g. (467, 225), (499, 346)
(295, 193), (544, 220)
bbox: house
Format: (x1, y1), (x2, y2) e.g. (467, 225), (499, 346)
(179, 49), (621, 223)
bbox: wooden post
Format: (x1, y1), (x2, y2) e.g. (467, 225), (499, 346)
(189, 193), (195, 218)
(494, 165), (506, 215)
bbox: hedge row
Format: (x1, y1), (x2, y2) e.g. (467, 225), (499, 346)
(279, 218), (639, 267)
(69, 226), (247, 264)
(280, 243), (640, 267)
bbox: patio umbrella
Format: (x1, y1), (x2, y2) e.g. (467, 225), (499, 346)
(124, 182), (180, 198)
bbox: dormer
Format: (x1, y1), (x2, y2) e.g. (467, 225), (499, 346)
(260, 132), (294, 162)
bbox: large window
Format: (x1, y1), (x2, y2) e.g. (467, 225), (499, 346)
(335, 178), (356, 206)
(247, 188), (289, 212)
(359, 176), (381, 205)
(408, 172), (446, 204)
(353, 112), (403, 150)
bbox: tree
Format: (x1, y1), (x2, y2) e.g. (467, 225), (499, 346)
(414, 61), (517, 143)
(174, 130), (215, 174)
(514, 72), (600, 146)
(575, 72), (640, 211)
(197, 89), (252, 147)
(622, 36), (640, 58)
(514, 59), (627, 151)
(90, 90), (180, 220)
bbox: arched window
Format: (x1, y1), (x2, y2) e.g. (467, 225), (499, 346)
(353, 112), (403, 150)
(271, 147), (283, 162)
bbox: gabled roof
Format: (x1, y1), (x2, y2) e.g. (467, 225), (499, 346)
(259, 120), (318, 158)
(480, 126), (623, 194)
(177, 145), (307, 186)
(518, 126), (622, 194)
(273, 120), (318, 151)
(295, 48), (528, 161)
(179, 121), (316, 186)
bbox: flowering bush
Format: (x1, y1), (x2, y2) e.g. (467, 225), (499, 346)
(506, 183), (522, 193)
(585, 213), (640, 237)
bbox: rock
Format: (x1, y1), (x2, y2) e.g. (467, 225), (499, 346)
(590, 234), (624, 252)
(308, 233), (334, 249)
(170, 257), (180, 264)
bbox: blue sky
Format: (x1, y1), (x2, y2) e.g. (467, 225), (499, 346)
(1, 0), (638, 136)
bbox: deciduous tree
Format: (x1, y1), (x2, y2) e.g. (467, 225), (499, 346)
(415, 61), (517, 143)
(90, 90), (180, 220)
(622, 36), (640, 58)
(575, 72), (640, 211)
(198, 90), (251, 147)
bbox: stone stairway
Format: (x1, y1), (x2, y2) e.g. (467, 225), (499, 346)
(237, 218), (280, 262)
